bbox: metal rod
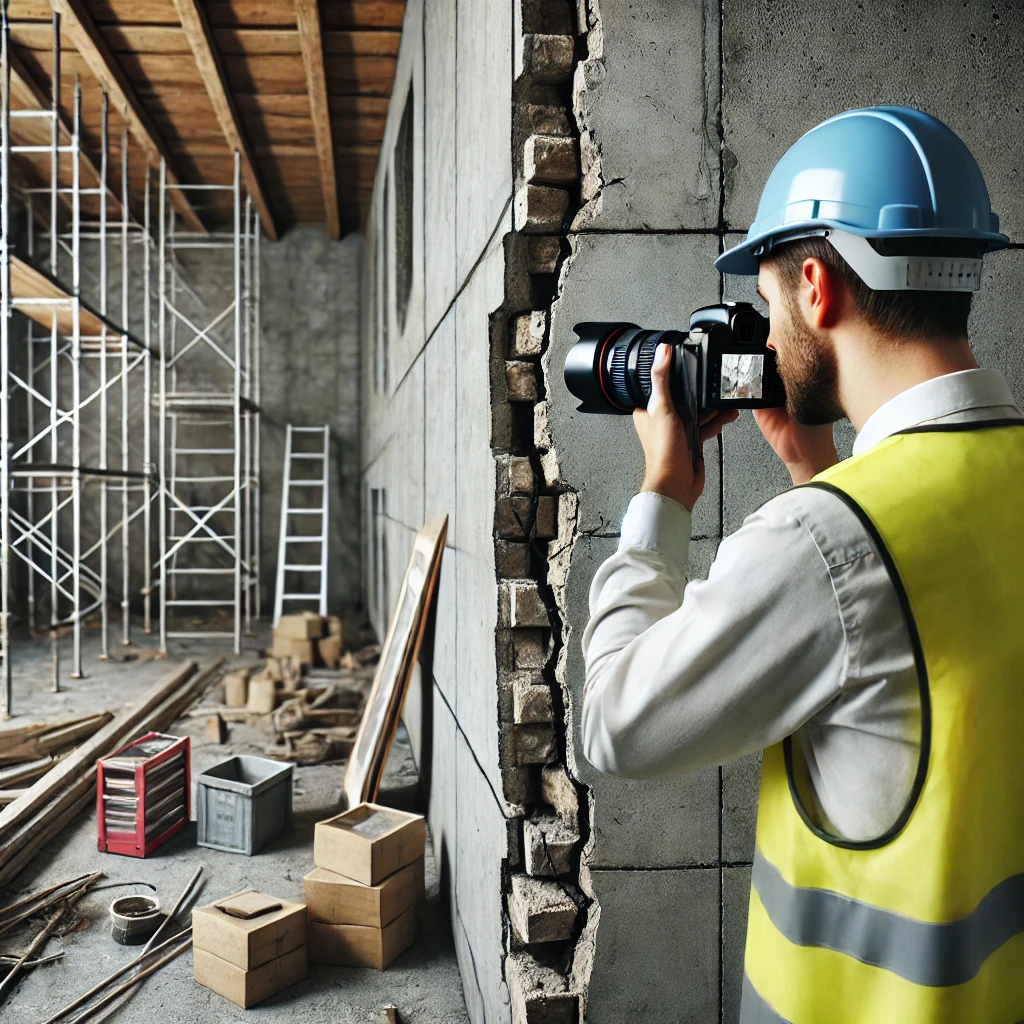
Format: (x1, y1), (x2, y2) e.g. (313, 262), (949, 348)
(233, 151), (241, 655)
(121, 119), (130, 645)
(158, 160), (167, 651)
(143, 167), (152, 633)
(98, 91), (109, 661)
(70, 78), (82, 679)
(0, 0), (11, 718)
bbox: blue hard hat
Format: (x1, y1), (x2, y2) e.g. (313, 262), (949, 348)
(716, 106), (1009, 277)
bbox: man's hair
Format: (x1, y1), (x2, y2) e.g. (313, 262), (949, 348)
(763, 236), (979, 342)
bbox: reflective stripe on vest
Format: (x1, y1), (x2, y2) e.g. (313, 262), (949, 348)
(742, 422), (1024, 1024)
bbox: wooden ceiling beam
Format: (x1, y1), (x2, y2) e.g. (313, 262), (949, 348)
(169, 0), (279, 241)
(295, 0), (338, 239)
(50, 0), (206, 233)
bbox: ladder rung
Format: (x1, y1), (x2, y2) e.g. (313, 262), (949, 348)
(288, 480), (324, 486)
(285, 535), (323, 542)
(290, 427), (327, 433)
(283, 564), (321, 571)
(290, 453), (325, 459)
(168, 567), (235, 575)
(174, 448), (235, 455)
(166, 599), (235, 606)
(284, 509), (321, 515)
(281, 593), (321, 599)
(169, 536), (236, 542)
(174, 476), (236, 483)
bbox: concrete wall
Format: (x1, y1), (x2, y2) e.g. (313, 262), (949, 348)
(541, 1), (1024, 1022)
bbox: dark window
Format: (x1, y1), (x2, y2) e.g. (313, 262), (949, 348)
(394, 84), (414, 335)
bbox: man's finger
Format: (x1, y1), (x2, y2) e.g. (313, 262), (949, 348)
(648, 343), (672, 413)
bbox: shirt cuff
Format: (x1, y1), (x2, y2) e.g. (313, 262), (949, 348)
(619, 491), (691, 570)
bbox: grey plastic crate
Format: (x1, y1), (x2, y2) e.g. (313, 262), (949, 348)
(195, 755), (294, 856)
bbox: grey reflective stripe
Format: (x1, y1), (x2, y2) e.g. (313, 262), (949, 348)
(740, 975), (791, 1024)
(753, 850), (1024, 987)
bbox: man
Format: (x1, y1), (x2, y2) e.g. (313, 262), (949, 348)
(580, 106), (1024, 1022)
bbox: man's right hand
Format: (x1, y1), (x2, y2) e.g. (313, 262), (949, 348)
(753, 407), (839, 485)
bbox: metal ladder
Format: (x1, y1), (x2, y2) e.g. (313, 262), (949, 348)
(273, 425), (330, 625)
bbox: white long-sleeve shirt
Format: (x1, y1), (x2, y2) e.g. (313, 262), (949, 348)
(581, 368), (1022, 841)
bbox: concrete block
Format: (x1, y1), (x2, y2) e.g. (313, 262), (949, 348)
(502, 723), (556, 766)
(586, 868), (719, 1022)
(509, 456), (535, 494)
(507, 361), (540, 402)
(722, 0), (1024, 238)
(523, 813), (579, 877)
(525, 135), (579, 186)
(456, 0), (512, 285)
(496, 540), (532, 579)
(723, 865), (753, 1024)
(507, 580), (551, 628)
(515, 184), (570, 235)
(424, 0), (457, 335)
(544, 232), (722, 537)
(540, 765), (579, 823)
(527, 238), (562, 276)
(571, 0), (719, 230)
(564, 537), (720, 867)
(513, 672), (553, 724)
(495, 496), (558, 540)
(509, 875), (578, 944)
(512, 311), (547, 357)
(519, 34), (575, 84)
(503, 766), (541, 809)
(455, 731), (513, 1024)
(722, 751), (760, 865)
(507, 952), (581, 1024)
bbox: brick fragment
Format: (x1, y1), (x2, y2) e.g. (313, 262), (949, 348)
(508, 581), (551, 628)
(503, 766), (541, 809)
(521, 34), (575, 84)
(540, 765), (579, 823)
(513, 672), (553, 724)
(513, 629), (550, 670)
(515, 184), (569, 235)
(507, 952), (581, 1024)
(512, 311), (546, 357)
(507, 361), (539, 402)
(509, 456), (535, 494)
(495, 496), (558, 540)
(526, 104), (572, 137)
(524, 813), (579, 878)
(509, 875), (578, 944)
(526, 237), (561, 275)
(496, 540), (531, 579)
(525, 135), (578, 186)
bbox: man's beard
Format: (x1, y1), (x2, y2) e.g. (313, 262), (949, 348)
(776, 312), (844, 426)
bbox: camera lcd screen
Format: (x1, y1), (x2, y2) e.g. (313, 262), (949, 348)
(720, 353), (764, 400)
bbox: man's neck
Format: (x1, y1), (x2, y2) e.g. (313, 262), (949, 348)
(835, 327), (979, 433)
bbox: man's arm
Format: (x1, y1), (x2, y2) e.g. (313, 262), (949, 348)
(580, 489), (850, 777)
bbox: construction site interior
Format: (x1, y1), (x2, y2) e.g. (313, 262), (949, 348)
(1, 1), (1022, 1023)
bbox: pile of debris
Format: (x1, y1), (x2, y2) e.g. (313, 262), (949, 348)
(196, 613), (380, 767)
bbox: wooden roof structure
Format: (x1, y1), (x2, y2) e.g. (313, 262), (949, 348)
(6, 0), (406, 240)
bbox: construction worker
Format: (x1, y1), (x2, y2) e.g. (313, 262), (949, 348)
(580, 106), (1024, 1022)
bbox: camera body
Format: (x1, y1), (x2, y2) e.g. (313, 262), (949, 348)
(564, 302), (785, 468)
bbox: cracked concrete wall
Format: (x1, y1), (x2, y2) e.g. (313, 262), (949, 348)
(542, 2), (1024, 1022)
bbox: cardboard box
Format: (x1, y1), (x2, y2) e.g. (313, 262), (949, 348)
(304, 858), (425, 928)
(317, 634), (342, 669)
(314, 804), (426, 886)
(275, 612), (323, 641)
(192, 890), (307, 971)
(308, 906), (416, 970)
(248, 676), (278, 715)
(223, 672), (248, 708)
(194, 944), (307, 1008)
(270, 636), (315, 666)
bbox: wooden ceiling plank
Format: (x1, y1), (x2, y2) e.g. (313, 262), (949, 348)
(50, 0), (206, 233)
(295, 0), (338, 239)
(169, 0), (280, 239)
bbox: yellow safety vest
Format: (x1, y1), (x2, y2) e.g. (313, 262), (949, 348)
(742, 421), (1024, 1024)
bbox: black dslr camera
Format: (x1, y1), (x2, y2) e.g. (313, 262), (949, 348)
(564, 302), (785, 469)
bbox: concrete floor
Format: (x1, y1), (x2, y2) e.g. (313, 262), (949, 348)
(0, 627), (469, 1023)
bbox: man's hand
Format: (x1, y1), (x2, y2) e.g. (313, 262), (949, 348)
(753, 407), (839, 484)
(633, 344), (739, 511)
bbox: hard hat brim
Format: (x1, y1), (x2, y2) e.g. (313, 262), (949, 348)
(715, 221), (1011, 277)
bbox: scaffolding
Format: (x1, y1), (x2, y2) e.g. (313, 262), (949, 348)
(0, 5), (261, 718)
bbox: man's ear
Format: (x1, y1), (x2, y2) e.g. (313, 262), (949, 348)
(800, 256), (842, 329)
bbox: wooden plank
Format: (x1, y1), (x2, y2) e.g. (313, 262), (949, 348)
(170, 0), (279, 240)
(10, 256), (110, 337)
(51, 0), (206, 233)
(296, 0), (338, 239)
(0, 712), (112, 763)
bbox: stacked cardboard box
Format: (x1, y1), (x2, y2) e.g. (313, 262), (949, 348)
(270, 612), (344, 668)
(192, 890), (308, 1007)
(305, 803), (426, 970)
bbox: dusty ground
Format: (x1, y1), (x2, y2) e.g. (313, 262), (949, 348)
(0, 626), (469, 1023)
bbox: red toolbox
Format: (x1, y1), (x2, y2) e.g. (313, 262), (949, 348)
(97, 732), (191, 857)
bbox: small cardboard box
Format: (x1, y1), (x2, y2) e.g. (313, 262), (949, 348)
(270, 635), (315, 666)
(308, 906), (416, 970)
(247, 676), (278, 714)
(275, 612), (323, 641)
(192, 890), (307, 971)
(193, 944), (307, 1008)
(317, 634), (342, 669)
(223, 672), (248, 708)
(304, 858), (425, 928)
(314, 804), (426, 886)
